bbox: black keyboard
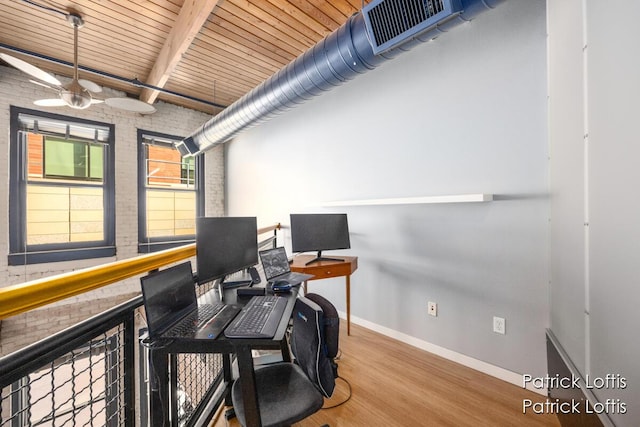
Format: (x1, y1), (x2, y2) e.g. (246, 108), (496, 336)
(165, 303), (225, 337)
(224, 295), (288, 339)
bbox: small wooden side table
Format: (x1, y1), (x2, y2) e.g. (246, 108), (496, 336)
(289, 255), (358, 335)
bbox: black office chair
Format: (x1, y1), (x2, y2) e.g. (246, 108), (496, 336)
(231, 295), (338, 427)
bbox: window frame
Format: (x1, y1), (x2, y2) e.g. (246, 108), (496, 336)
(8, 106), (116, 265)
(137, 129), (204, 253)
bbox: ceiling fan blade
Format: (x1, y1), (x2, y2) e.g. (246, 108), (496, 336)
(105, 97), (156, 114)
(0, 53), (62, 87)
(29, 79), (58, 90)
(79, 79), (102, 93)
(34, 98), (68, 107)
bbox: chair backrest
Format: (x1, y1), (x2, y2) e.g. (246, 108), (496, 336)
(290, 296), (336, 397)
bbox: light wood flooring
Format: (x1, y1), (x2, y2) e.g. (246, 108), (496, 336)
(211, 322), (560, 427)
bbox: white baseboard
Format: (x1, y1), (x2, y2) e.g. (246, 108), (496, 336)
(341, 311), (546, 396)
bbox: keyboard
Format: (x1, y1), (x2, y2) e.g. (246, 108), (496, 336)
(165, 303), (225, 337)
(224, 295), (288, 339)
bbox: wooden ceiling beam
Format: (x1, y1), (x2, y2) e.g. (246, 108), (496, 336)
(139, 0), (221, 104)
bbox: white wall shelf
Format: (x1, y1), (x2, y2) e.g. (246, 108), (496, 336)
(322, 193), (493, 207)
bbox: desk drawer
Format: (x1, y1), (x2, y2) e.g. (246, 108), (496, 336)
(306, 263), (352, 279)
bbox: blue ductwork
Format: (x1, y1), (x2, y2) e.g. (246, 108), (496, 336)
(185, 0), (505, 154)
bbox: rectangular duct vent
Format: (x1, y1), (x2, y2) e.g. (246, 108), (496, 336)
(363, 0), (463, 54)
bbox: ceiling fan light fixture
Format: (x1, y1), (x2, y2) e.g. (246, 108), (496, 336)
(61, 80), (92, 109)
(60, 89), (92, 109)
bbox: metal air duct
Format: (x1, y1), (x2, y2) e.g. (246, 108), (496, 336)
(184, 0), (505, 154)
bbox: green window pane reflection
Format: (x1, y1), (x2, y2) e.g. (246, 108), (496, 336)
(44, 138), (103, 182)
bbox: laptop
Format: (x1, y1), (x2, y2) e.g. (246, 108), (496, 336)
(259, 247), (314, 285)
(140, 261), (240, 341)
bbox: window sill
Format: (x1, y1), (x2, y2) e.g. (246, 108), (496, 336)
(8, 246), (117, 266)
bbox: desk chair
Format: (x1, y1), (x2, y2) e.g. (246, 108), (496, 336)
(231, 295), (338, 427)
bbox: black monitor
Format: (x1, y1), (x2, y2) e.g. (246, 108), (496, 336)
(195, 216), (258, 286)
(290, 213), (350, 265)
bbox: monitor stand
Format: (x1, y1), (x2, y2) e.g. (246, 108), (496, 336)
(304, 251), (344, 266)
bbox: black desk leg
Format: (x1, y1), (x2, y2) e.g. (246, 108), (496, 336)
(169, 355), (179, 426)
(223, 353), (234, 406)
(280, 337), (291, 363)
(236, 344), (262, 427)
(149, 350), (169, 426)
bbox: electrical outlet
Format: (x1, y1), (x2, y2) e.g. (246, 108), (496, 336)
(493, 316), (506, 334)
(427, 301), (437, 317)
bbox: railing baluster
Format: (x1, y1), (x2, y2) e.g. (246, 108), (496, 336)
(89, 342), (94, 424)
(10, 378), (28, 427)
(105, 334), (118, 427)
(123, 312), (135, 427)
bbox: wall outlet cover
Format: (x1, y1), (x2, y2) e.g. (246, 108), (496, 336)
(428, 301), (437, 317)
(493, 316), (506, 334)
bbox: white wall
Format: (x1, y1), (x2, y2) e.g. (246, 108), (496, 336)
(225, 0), (549, 380)
(549, 0), (640, 425)
(548, 0), (587, 376)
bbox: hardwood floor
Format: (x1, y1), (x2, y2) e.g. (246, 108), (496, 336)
(211, 322), (560, 427)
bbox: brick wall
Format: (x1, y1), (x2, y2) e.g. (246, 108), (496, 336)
(0, 66), (225, 355)
(147, 144), (183, 185)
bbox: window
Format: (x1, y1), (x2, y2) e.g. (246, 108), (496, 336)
(9, 107), (115, 265)
(43, 137), (103, 181)
(138, 130), (204, 253)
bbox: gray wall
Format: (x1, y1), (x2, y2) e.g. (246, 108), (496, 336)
(549, 0), (640, 425)
(225, 0), (549, 379)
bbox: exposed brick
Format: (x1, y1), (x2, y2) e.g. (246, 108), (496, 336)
(0, 67), (225, 356)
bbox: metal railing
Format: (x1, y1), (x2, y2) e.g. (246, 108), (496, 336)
(1, 297), (138, 426)
(0, 223), (280, 426)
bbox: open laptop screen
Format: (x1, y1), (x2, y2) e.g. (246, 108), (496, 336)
(140, 261), (197, 336)
(259, 247), (290, 281)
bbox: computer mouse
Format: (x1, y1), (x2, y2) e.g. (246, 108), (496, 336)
(271, 280), (292, 292)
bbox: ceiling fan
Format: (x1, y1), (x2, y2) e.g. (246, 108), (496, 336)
(0, 12), (156, 114)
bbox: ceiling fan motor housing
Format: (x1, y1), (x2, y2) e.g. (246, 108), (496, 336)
(61, 79), (92, 109)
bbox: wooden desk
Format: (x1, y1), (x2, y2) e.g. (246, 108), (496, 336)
(289, 255), (358, 335)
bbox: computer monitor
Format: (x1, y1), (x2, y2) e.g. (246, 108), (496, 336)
(290, 213), (351, 265)
(195, 216), (258, 285)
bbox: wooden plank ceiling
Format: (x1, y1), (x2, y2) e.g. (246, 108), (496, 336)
(0, 0), (368, 114)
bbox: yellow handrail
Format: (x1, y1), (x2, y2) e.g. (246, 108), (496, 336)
(0, 223), (280, 320)
(0, 244), (195, 320)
